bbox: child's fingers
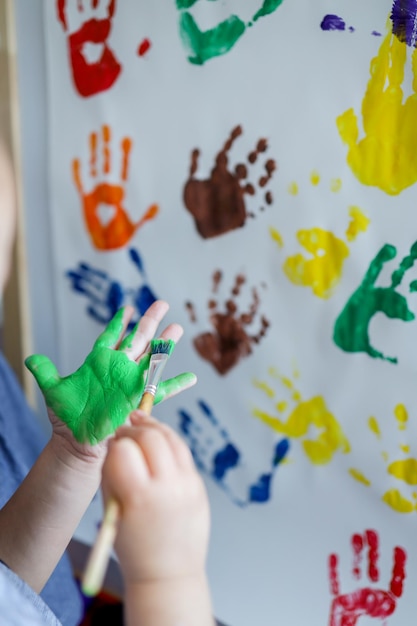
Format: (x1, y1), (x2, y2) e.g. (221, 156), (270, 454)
(114, 422), (178, 477)
(119, 300), (169, 360)
(128, 411), (196, 472)
(157, 322), (184, 346)
(94, 306), (135, 350)
(155, 372), (197, 404)
(102, 437), (150, 503)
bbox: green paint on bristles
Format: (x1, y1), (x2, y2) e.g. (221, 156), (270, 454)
(150, 338), (176, 356)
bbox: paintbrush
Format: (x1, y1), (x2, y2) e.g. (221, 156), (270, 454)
(81, 338), (175, 597)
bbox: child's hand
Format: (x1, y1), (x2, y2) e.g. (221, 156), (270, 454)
(102, 410), (210, 585)
(25, 301), (196, 456)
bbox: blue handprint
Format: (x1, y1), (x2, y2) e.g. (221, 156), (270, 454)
(66, 248), (157, 329)
(178, 399), (289, 507)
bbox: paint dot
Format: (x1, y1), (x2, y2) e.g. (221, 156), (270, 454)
(330, 178), (342, 192)
(288, 181), (298, 195)
(321, 14), (346, 31)
(310, 170), (320, 185)
(138, 38), (151, 57)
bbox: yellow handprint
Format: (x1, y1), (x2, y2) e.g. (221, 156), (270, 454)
(337, 23), (417, 195)
(270, 173), (369, 298)
(252, 366), (350, 465)
(350, 404), (417, 513)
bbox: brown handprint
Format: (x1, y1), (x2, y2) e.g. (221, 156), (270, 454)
(57, 0), (121, 97)
(185, 270), (270, 375)
(183, 125), (276, 239)
(328, 529), (406, 626)
(72, 125), (158, 250)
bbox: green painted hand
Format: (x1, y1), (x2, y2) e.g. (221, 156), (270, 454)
(25, 303), (196, 445)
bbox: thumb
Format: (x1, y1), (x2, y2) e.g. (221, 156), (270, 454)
(25, 354), (60, 392)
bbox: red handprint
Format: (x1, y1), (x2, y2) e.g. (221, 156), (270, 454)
(328, 529), (406, 626)
(56, 0), (121, 97)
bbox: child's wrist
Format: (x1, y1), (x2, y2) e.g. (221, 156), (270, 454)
(48, 433), (105, 474)
(124, 573), (214, 625)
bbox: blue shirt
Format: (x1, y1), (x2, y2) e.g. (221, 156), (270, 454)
(0, 351), (83, 626)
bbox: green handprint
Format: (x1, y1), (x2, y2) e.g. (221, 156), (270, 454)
(25, 308), (194, 445)
(176, 0), (285, 65)
(333, 241), (417, 363)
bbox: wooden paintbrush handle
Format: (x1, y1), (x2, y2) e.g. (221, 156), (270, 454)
(82, 497), (119, 596)
(138, 391), (155, 415)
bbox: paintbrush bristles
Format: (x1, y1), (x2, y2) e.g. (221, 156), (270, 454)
(143, 339), (176, 397)
(149, 338), (175, 356)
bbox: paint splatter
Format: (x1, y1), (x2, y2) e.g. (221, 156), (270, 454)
(337, 23), (417, 195)
(391, 0), (417, 48)
(137, 38), (151, 56)
(252, 366), (350, 465)
(66, 248), (157, 328)
(328, 529), (406, 625)
(333, 241), (417, 363)
(185, 270), (270, 375)
(320, 14), (383, 35)
(270, 174), (369, 298)
(184, 125), (276, 239)
(350, 405), (417, 513)
(178, 399), (289, 507)
(176, 0), (285, 65)
(287, 171), (342, 195)
(56, 0), (121, 97)
(72, 125), (159, 250)
(320, 14), (353, 32)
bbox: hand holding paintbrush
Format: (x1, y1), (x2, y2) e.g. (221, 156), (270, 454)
(82, 337), (176, 597)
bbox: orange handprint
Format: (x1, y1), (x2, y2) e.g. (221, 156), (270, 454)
(72, 125), (158, 250)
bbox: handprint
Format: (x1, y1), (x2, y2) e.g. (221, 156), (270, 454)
(178, 399), (289, 507)
(337, 23), (417, 194)
(283, 207), (369, 298)
(72, 125), (159, 250)
(328, 529), (406, 625)
(333, 240), (417, 363)
(25, 302), (196, 445)
(56, 0), (121, 97)
(176, 0), (285, 65)
(350, 404), (417, 513)
(184, 125), (276, 239)
(66, 247), (157, 327)
(252, 366), (350, 464)
(185, 269), (270, 375)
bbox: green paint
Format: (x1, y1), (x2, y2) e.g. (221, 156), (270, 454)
(177, 0), (285, 65)
(149, 338), (175, 356)
(179, 12), (245, 65)
(25, 311), (193, 445)
(333, 242), (417, 363)
(252, 0), (285, 22)
(176, 0), (199, 8)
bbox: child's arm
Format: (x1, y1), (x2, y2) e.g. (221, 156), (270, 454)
(102, 410), (215, 626)
(0, 301), (196, 593)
